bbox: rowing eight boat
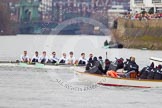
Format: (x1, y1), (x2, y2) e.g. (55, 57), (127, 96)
(0, 61), (85, 70)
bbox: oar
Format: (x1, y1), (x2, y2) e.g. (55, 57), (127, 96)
(0, 60), (19, 63)
(19, 62), (28, 67)
(35, 63), (45, 68)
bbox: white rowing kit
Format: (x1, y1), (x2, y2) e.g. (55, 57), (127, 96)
(20, 55), (30, 62)
(39, 56), (49, 63)
(78, 57), (88, 64)
(31, 55), (40, 61)
(59, 56), (68, 63)
(50, 56), (59, 63)
(67, 56), (76, 64)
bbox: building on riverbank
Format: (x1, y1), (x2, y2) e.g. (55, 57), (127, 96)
(112, 18), (162, 50)
(1, 0), (131, 34)
(130, 0), (162, 13)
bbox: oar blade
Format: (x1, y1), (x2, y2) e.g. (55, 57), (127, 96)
(19, 63), (28, 67)
(35, 63), (45, 68)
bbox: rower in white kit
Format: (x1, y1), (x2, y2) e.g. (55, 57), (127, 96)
(49, 52), (59, 63)
(78, 53), (87, 65)
(20, 51), (30, 63)
(39, 51), (49, 64)
(59, 53), (68, 64)
(67, 51), (76, 65)
(31, 51), (39, 63)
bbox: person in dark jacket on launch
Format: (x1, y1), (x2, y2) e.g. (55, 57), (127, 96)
(86, 57), (104, 74)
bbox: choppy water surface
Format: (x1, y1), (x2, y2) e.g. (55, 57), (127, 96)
(0, 66), (162, 108)
(0, 35), (162, 108)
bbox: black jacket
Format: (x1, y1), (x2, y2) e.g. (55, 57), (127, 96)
(127, 61), (139, 72)
(86, 60), (103, 74)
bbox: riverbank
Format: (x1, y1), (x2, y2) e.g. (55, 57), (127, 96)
(113, 18), (162, 50)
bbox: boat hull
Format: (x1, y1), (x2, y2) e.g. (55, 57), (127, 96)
(0, 63), (84, 70)
(75, 71), (162, 88)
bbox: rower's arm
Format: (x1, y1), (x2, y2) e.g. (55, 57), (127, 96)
(20, 55), (24, 62)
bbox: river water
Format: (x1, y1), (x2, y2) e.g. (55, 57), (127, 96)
(0, 35), (162, 108)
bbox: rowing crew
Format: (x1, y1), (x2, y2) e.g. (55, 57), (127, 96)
(20, 51), (89, 65)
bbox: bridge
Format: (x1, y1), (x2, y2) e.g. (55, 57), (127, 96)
(17, 0), (114, 35)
